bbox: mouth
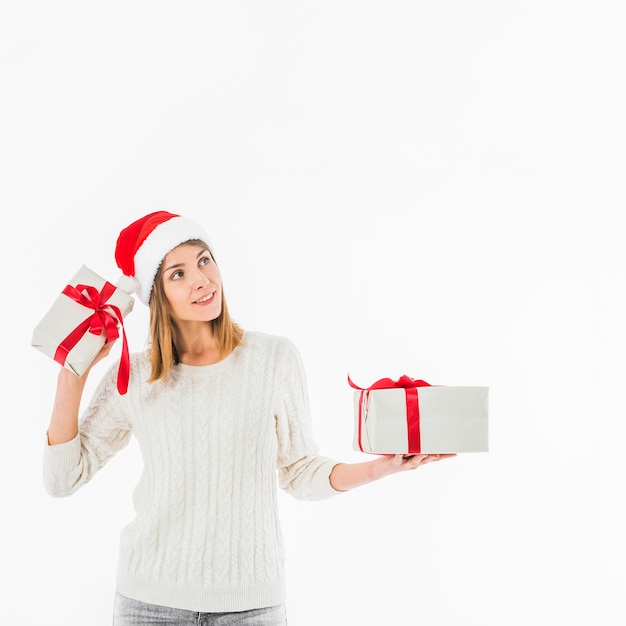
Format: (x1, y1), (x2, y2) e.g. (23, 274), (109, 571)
(193, 291), (216, 305)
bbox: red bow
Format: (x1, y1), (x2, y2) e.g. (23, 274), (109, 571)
(348, 375), (431, 453)
(54, 282), (130, 395)
(348, 374), (431, 391)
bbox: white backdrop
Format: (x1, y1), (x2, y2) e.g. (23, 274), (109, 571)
(1, 2), (624, 625)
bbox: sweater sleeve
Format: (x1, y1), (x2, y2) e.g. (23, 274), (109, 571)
(274, 339), (341, 501)
(43, 362), (133, 497)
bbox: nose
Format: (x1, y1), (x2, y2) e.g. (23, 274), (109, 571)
(191, 268), (210, 289)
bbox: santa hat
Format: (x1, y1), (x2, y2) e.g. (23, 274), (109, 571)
(115, 211), (210, 305)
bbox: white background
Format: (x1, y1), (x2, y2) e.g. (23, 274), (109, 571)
(1, 1), (624, 624)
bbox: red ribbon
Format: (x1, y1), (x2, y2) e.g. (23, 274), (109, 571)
(53, 282), (130, 395)
(348, 375), (431, 453)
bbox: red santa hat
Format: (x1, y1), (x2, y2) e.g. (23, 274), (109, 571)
(115, 211), (210, 305)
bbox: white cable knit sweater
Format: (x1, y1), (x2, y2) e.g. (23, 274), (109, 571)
(43, 330), (339, 612)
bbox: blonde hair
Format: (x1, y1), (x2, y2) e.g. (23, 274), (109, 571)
(146, 240), (243, 382)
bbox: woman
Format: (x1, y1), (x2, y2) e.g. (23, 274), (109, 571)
(44, 211), (453, 625)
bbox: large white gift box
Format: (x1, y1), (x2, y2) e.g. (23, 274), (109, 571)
(31, 265), (134, 393)
(350, 376), (489, 454)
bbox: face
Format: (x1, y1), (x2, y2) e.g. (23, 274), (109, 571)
(160, 243), (222, 323)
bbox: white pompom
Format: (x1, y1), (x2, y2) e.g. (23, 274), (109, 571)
(116, 274), (139, 295)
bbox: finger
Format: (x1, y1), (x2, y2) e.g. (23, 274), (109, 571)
(406, 454), (428, 468)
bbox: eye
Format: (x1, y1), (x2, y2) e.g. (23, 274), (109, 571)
(199, 255), (211, 267)
(171, 270), (184, 280)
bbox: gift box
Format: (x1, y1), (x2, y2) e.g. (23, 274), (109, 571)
(350, 375), (489, 454)
(31, 265), (134, 394)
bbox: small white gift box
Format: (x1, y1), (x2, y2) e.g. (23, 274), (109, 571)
(32, 265), (134, 392)
(350, 376), (489, 454)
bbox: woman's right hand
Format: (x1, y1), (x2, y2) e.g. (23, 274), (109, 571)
(85, 337), (117, 374)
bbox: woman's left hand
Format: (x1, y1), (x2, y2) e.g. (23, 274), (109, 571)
(383, 453), (457, 474)
(330, 453), (457, 491)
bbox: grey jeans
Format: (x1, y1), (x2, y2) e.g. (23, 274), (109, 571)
(113, 592), (288, 626)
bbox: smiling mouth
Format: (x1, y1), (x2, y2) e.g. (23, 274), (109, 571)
(193, 292), (215, 304)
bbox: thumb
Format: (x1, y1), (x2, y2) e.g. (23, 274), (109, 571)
(392, 454), (403, 466)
